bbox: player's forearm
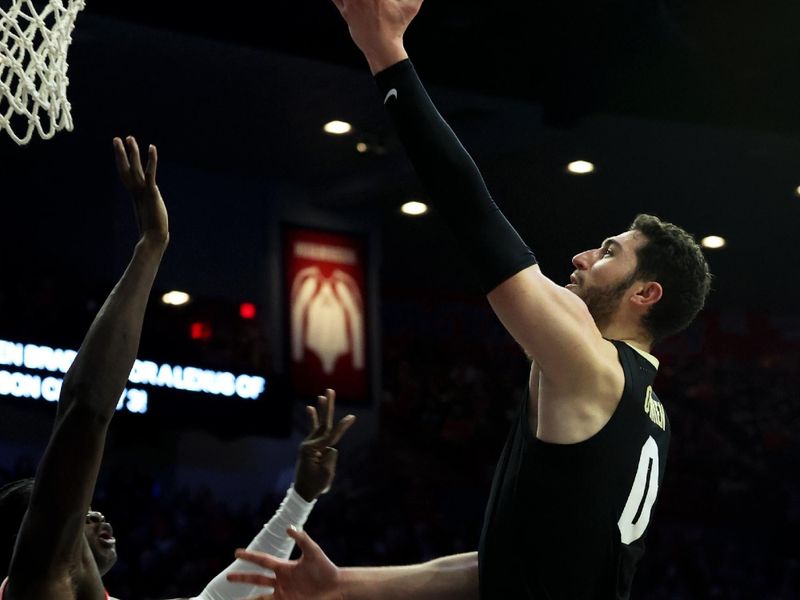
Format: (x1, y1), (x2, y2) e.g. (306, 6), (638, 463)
(59, 236), (167, 419)
(194, 487), (315, 600)
(339, 552), (479, 600)
(375, 59), (492, 222)
(374, 59), (535, 292)
(9, 238), (166, 582)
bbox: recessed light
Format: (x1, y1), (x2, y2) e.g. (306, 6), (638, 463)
(401, 201), (428, 216)
(701, 236), (726, 250)
(323, 120), (353, 135)
(356, 142), (369, 153)
(566, 160), (595, 175)
(162, 291), (191, 306)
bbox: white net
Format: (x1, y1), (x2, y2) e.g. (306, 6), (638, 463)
(0, 0), (85, 145)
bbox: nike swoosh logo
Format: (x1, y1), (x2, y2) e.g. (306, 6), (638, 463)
(384, 88), (398, 104)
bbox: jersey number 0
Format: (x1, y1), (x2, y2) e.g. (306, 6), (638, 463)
(617, 436), (660, 544)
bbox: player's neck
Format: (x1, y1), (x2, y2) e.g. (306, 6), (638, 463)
(601, 320), (653, 355)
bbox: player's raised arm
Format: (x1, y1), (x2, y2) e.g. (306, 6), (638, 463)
(7, 137), (169, 592)
(330, 0), (617, 385)
(192, 389), (355, 600)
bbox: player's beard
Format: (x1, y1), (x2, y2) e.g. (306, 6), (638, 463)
(579, 274), (636, 331)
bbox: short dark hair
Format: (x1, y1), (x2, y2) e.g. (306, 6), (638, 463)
(629, 214), (712, 343)
(0, 478), (34, 579)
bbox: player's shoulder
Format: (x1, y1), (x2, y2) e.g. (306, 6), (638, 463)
(607, 340), (659, 374)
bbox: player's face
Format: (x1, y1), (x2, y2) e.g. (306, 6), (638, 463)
(84, 509), (117, 575)
(567, 230), (647, 327)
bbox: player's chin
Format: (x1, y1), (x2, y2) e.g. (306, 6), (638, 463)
(91, 539), (119, 574)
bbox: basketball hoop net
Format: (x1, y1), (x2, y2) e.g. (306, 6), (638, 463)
(0, 0), (85, 145)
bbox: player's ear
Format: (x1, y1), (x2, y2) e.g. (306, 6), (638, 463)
(631, 281), (662, 308)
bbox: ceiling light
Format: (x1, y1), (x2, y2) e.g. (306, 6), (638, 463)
(356, 142), (369, 153)
(401, 201), (428, 216)
(162, 291), (191, 306)
(323, 120), (353, 135)
(701, 236), (726, 250)
(566, 160), (595, 175)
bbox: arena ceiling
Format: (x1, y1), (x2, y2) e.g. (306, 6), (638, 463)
(3, 1), (799, 311)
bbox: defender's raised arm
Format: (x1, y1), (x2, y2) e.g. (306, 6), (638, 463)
(6, 137), (168, 598)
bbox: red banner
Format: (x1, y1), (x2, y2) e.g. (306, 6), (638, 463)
(284, 228), (368, 403)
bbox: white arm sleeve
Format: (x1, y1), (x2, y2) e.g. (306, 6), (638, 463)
(192, 486), (316, 600)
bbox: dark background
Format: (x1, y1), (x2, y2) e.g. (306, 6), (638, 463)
(1, 1), (799, 598)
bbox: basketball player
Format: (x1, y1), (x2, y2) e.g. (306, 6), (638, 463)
(223, 1), (712, 598)
(0, 135), (169, 600)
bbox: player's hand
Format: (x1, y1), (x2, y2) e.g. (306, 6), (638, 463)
(113, 136), (169, 246)
(293, 389), (356, 502)
(329, 0), (423, 73)
(227, 528), (343, 600)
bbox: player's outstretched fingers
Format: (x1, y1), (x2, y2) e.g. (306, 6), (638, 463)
(225, 571), (277, 587)
(328, 414), (356, 446)
(113, 137), (131, 176)
(324, 388), (336, 430)
(312, 393), (329, 437)
(125, 136), (145, 180)
(233, 548), (287, 571)
(145, 144), (158, 183)
(287, 525), (320, 556)
(306, 404), (320, 433)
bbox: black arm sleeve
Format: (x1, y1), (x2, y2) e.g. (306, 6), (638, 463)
(375, 59), (536, 293)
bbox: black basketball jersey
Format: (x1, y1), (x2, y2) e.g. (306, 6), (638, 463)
(478, 340), (670, 599)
